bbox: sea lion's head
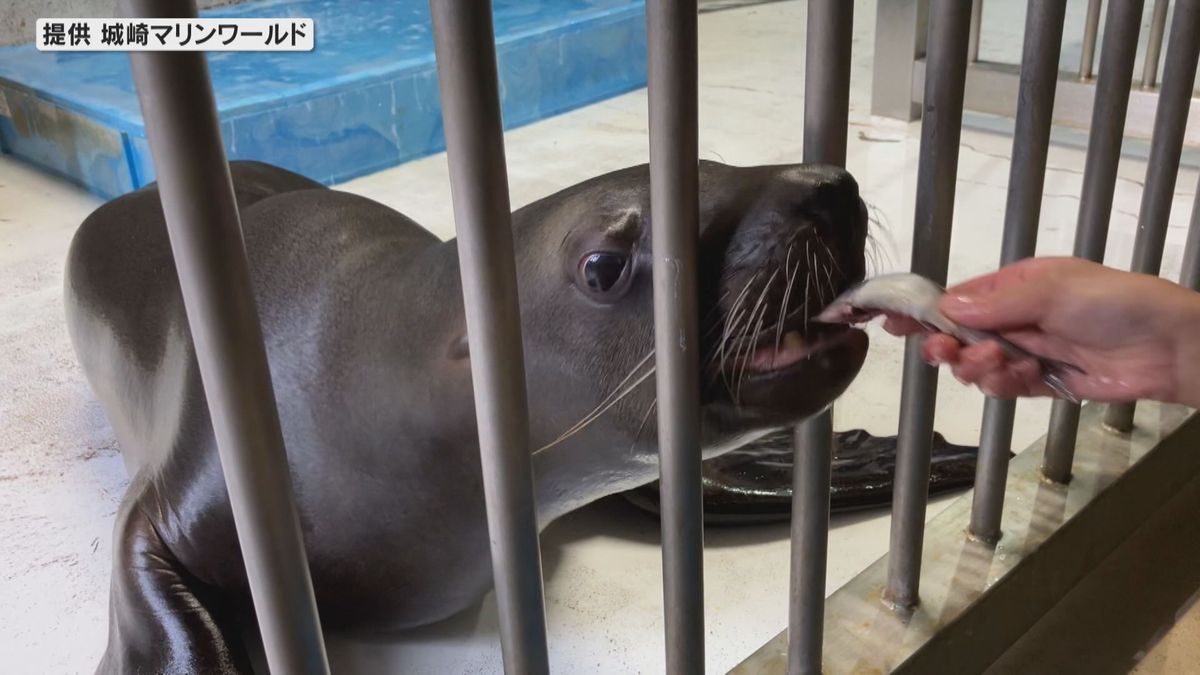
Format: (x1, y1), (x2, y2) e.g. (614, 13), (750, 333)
(494, 160), (869, 471)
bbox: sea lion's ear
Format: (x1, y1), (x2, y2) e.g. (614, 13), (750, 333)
(448, 333), (470, 361)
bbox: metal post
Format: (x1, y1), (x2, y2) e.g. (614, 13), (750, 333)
(1106, 0), (1200, 432)
(429, 3), (549, 673)
(789, 2), (853, 671)
(968, 0), (984, 62)
(1079, 0), (1103, 80)
(119, 1), (329, 673)
(802, 0), (852, 168)
(1183, 177), (1200, 292)
(789, 414), (834, 675)
(645, 1), (704, 672)
(1141, 0), (1171, 87)
(969, 0), (1067, 545)
(871, 0), (929, 120)
(886, 0), (973, 610)
(1042, 0), (1145, 485)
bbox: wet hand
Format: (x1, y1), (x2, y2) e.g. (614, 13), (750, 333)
(881, 257), (1200, 406)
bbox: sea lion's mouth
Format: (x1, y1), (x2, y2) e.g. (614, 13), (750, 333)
(743, 324), (859, 375)
(717, 297), (858, 374)
(701, 273), (869, 426)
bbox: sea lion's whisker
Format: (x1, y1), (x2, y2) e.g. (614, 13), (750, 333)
(730, 274), (772, 380)
(627, 399), (658, 457)
(585, 350), (655, 416)
(817, 237), (838, 299)
(716, 273), (761, 393)
(539, 350), (654, 448)
(775, 244), (800, 355)
(811, 247), (827, 307)
(534, 365), (657, 454)
(733, 275), (776, 402)
(803, 242), (813, 326)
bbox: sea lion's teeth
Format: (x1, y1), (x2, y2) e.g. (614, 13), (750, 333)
(748, 330), (809, 372)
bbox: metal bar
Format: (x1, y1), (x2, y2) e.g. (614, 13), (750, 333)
(1183, 176), (1200, 292)
(1080, 0), (1103, 80)
(970, 0), (1068, 545)
(789, 415), (834, 675)
(1042, 0), (1145, 485)
(803, 0), (853, 167)
(912, 60), (1200, 146)
(428, 3), (549, 673)
(645, 1), (704, 672)
(886, 0), (973, 610)
(1106, 0), (1200, 432)
(118, 1), (329, 672)
(871, 0), (928, 120)
(734, 403), (1200, 674)
(789, 2), (853, 671)
(1141, 0), (1171, 87)
(968, 0), (984, 62)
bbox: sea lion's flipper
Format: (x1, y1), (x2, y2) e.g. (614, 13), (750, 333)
(622, 428), (987, 525)
(99, 496), (250, 675)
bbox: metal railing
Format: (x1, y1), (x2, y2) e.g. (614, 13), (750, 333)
(122, 0), (1200, 673)
(875, 0), (1200, 146)
(880, 0), (1200, 615)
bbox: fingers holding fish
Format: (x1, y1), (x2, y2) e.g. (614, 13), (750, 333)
(921, 333), (963, 366)
(921, 338), (1059, 400)
(946, 341), (1006, 382)
(973, 357), (1054, 400)
(882, 314), (925, 336)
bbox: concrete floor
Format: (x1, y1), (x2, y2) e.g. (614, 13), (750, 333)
(1, 1), (1197, 673)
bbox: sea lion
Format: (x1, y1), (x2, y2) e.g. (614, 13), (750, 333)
(65, 158), (874, 673)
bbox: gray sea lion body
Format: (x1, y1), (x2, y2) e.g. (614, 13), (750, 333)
(65, 159), (870, 673)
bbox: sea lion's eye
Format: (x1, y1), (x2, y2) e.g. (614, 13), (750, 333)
(580, 252), (629, 294)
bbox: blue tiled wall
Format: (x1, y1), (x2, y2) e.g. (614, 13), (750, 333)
(0, 0), (647, 198)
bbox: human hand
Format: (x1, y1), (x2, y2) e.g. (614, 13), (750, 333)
(882, 257), (1200, 406)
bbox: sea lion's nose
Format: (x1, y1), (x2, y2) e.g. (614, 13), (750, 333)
(742, 165), (860, 241)
(808, 165), (860, 204)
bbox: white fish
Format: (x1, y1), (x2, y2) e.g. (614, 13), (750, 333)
(816, 272), (1084, 403)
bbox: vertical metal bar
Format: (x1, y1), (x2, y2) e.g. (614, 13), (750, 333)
(789, 414), (834, 675)
(968, 0), (984, 62)
(871, 0), (929, 120)
(1105, 0), (1200, 432)
(790, 3), (853, 671)
(119, 1), (329, 673)
(1043, 0), (1145, 484)
(1183, 176), (1200, 292)
(1141, 0), (1171, 87)
(803, 0), (853, 168)
(1080, 0), (1103, 80)
(645, 1), (704, 672)
(428, 3), (549, 673)
(969, 0), (1068, 545)
(886, 0), (973, 610)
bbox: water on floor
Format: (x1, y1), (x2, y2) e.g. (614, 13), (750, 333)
(1, 0), (1196, 673)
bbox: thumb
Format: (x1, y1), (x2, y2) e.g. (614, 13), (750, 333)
(940, 277), (1053, 331)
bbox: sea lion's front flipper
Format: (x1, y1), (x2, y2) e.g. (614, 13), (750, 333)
(622, 428), (985, 525)
(99, 495), (251, 675)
